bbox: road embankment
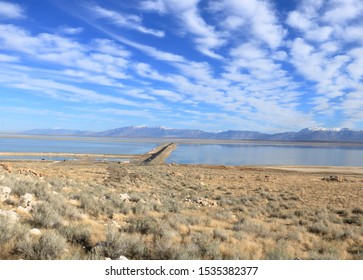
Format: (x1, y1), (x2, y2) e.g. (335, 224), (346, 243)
(140, 143), (177, 165)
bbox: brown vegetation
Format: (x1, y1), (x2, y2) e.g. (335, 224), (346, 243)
(0, 160), (362, 260)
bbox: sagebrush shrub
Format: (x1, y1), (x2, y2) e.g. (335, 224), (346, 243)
(0, 216), (17, 246)
(32, 202), (63, 228)
(96, 225), (146, 259)
(17, 231), (67, 260)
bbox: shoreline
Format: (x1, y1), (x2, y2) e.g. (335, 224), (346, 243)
(2, 133), (363, 146)
(1, 141), (363, 174)
(1, 154), (363, 174)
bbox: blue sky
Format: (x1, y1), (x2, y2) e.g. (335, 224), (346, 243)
(0, 0), (362, 133)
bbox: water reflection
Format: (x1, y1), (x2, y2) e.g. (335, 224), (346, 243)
(0, 137), (157, 155)
(166, 144), (363, 166)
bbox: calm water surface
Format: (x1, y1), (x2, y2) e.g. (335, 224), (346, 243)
(0, 136), (157, 156)
(166, 143), (363, 166)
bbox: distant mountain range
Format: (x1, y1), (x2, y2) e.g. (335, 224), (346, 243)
(21, 126), (363, 143)
(23, 129), (93, 136)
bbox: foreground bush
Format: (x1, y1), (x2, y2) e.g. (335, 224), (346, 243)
(32, 202), (63, 228)
(90, 225), (146, 260)
(17, 231), (67, 260)
(0, 216), (18, 246)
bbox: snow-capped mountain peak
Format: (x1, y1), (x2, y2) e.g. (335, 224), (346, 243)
(307, 127), (346, 132)
(22, 126), (363, 142)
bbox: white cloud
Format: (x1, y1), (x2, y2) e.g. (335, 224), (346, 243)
(0, 105), (144, 130)
(125, 29), (314, 131)
(58, 26), (84, 35)
(61, 69), (124, 87)
(89, 5), (165, 37)
(323, 0), (363, 24)
(223, 15), (245, 30)
(286, 0), (363, 126)
(290, 38), (323, 80)
(4, 1), (362, 132)
(305, 26), (333, 42)
(91, 39), (130, 57)
(0, 105), (71, 119)
(0, 24), (132, 87)
(121, 89), (156, 101)
(347, 47), (363, 81)
(141, 0), (224, 59)
(10, 75), (141, 107)
(288, 0), (363, 45)
(272, 51), (287, 61)
(0, 1), (24, 19)
(339, 85), (363, 127)
(0, 23), (171, 112)
(173, 60), (229, 88)
(139, 0), (166, 13)
(343, 25), (363, 44)
(230, 42), (266, 60)
(290, 38), (353, 100)
(211, 0), (285, 49)
(134, 62), (173, 82)
(0, 24), (84, 59)
(319, 41), (339, 53)
(229, 42), (284, 82)
(0, 15), (314, 133)
(0, 53), (19, 62)
(286, 11), (312, 31)
(152, 89), (184, 102)
(97, 107), (152, 117)
(96, 27), (185, 62)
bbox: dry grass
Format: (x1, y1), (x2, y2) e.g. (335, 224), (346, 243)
(17, 231), (67, 260)
(0, 160), (362, 259)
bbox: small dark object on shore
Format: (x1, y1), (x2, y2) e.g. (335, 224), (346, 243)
(322, 175), (343, 182)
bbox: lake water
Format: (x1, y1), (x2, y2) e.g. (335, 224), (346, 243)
(2, 136), (363, 166)
(166, 143), (363, 166)
(0, 135), (158, 159)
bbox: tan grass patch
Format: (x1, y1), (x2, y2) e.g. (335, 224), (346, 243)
(1, 161), (363, 259)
